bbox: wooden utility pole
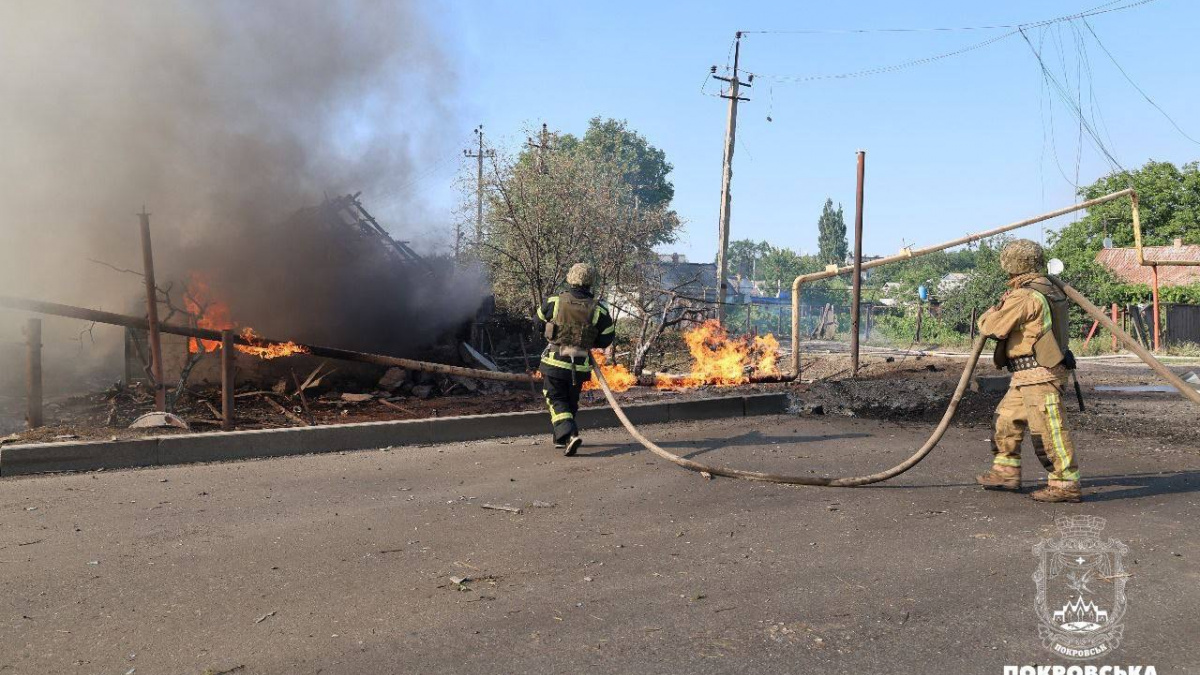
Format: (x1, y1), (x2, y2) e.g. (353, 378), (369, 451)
(463, 125), (495, 250)
(527, 122), (550, 173)
(850, 150), (866, 377)
(220, 329), (235, 431)
(25, 318), (43, 429)
(712, 32), (751, 326)
(139, 207), (166, 411)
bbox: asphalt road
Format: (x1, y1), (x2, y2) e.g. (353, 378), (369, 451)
(1, 413), (1197, 674)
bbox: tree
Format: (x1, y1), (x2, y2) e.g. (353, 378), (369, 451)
(475, 122), (681, 314)
(724, 239), (772, 279)
(556, 117), (675, 218)
(817, 198), (848, 265)
(756, 245), (822, 288)
(1049, 159), (1200, 305)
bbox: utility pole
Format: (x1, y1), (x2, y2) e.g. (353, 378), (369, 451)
(527, 122), (550, 173)
(139, 207), (166, 412)
(712, 32), (751, 326)
(850, 150), (866, 377)
(463, 124), (495, 251)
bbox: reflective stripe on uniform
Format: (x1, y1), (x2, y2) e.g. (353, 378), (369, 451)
(1043, 392), (1080, 481)
(541, 355), (593, 372)
(993, 456), (1021, 468)
(1028, 289), (1054, 336)
(543, 390), (574, 423)
(601, 325), (616, 335)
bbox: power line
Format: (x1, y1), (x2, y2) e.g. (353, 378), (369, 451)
(741, 0), (1129, 35)
(1080, 17), (1200, 145)
(1018, 26), (1129, 178)
(746, 0), (1159, 84)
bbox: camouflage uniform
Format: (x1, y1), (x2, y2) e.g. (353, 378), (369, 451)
(976, 240), (1082, 502)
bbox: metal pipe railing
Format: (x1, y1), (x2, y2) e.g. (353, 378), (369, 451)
(789, 188), (1137, 377)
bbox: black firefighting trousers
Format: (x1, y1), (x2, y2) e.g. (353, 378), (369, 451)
(539, 362), (585, 445)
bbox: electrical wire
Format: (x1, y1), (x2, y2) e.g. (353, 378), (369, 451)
(738, 1), (1128, 35)
(1080, 17), (1200, 145)
(745, 0), (1158, 84)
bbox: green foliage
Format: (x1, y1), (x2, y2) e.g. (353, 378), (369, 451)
(869, 308), (972, 350)
(817, 198), (848, 265)
(478, 121), (680, 314)
(938, 240), (1010, 330)
(724, 239), (772, 278)
(1049, 159), (1200, 305)
(555, 117), (675, 214)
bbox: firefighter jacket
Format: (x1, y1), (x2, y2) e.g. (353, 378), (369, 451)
(977, 273), (1071, 387)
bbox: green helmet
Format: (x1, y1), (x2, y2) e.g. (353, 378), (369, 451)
(1000, 239), (1046, 276)
(566, 262), (595, 288)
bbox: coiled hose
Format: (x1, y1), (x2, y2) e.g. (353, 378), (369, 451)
(592, 278), (1200, 486)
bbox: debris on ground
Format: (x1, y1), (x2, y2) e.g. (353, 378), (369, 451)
(128, 412), (189, 430)
(480, 504), (522, 514)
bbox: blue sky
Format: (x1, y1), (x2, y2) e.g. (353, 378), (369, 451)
(416, 0), (1198, 265)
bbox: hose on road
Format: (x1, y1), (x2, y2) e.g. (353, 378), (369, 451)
(593, 279), (1200, 486)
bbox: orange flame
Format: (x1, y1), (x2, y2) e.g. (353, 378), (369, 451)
(184, 273), (309, 360)
(583, 351), (638, 393)
(656, 320), (780, 389)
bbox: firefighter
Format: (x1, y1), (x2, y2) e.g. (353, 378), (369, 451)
(975, 239), (1082, 503)
(536, 263), (616, 456)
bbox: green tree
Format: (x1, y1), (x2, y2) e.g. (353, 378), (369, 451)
(757, 245), (822, 287)
(816, 198), (848, 265)
(1049, 159), (1200, 304)
(724, 239), (772, 278)
(556, 117), (675, 214)
(476, 122), (680, 313)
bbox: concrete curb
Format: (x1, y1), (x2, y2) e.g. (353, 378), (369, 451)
(1, 393), (789, 477)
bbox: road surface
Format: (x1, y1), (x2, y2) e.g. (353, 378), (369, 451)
(2, 414), (1197, 674)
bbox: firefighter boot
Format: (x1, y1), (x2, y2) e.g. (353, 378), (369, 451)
(564, 435), (582, 457)
(1031, 480), (1082, 503)
(976, 465), (1021, 491)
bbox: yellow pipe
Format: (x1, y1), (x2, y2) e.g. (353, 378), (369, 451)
(789, 188), (1137, 377)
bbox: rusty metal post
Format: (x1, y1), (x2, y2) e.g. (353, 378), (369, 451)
(1151, 265), (1161, 352)
(850, 150), (866, 376)
(1111, 303), (1118, 351)
(25, 318), (43, 429)
(139, 208), (166, 411)
(220, 329), (235, 431)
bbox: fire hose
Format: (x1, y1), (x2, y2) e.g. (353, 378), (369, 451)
(592, 278), (1200, 486)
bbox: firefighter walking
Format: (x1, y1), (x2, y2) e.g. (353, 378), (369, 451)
(975, 239), (1082, 503)
(536, 263), (615, 456)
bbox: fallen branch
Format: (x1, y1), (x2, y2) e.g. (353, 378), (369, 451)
(378, 399), (415, 415)
(263, 395), (307, 426)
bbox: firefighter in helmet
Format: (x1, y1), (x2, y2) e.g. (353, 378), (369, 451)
(536, 263), (616, 456)
(975, 239), (1082, 503)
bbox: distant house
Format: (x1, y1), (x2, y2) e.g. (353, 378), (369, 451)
(1095, 241), (1200, 286)
(847, 254), (885, 281)
(938, 272), (971, 295)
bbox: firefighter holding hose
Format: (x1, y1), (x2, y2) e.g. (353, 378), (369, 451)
(536, 263), (615, 456)
(975, 239), (1082, 503)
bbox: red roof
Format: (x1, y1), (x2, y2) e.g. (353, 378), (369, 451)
(1095, 245), (1200, 286)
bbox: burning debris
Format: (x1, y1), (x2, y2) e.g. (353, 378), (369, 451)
(583, 320), (784, 393)
(184, 272), (309, 359)
(653, 320), (782, 389)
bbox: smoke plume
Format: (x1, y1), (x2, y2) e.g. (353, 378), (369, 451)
(0, 0), (480, 409)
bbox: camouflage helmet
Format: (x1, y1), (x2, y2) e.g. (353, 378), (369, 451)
(999, 239), (1046, 276)
(566, 262), (596, 288)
